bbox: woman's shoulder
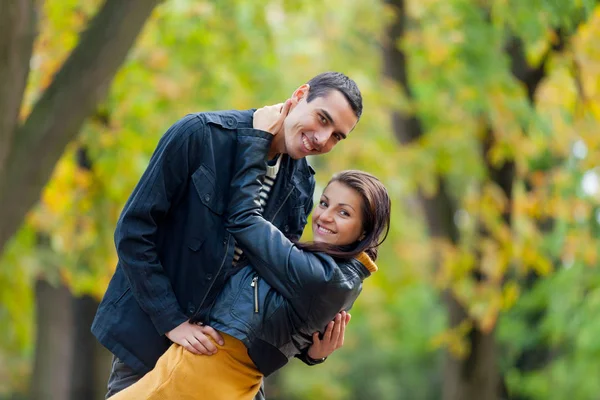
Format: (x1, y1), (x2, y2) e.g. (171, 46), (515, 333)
(332, 253), (377, 285)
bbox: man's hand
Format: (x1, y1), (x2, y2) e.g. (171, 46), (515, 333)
(165, 320), (224, 355)
(253, 99), (293, 136)
(307, 311), (351, 360)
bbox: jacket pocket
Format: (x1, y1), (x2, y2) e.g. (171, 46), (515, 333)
(187, 236), (206, 252)
(282, 207), (308, 240)
(230, 270), (283, 333)
(192, 164), (224, 215)
(231, 272), (260, 331)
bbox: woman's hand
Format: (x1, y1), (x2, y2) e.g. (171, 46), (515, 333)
(253, 99), (292, 136)
(307, 311), (351, 360)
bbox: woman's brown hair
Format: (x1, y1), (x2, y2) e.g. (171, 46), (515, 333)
(297, 170), (391, 261)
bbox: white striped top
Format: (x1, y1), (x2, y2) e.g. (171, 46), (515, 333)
(232, 155), (282, 265)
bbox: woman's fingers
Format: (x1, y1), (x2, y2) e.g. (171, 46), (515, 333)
(337, 311), (347, 347)
(330, 313), (343, 346)
(253, 99), (292, 135)
(312, 331), (321, 344)
(279, 99), (292, 120)
(323, 320), (335, 343)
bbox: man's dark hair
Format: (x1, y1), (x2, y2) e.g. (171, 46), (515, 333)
(306, 72), (363, 119)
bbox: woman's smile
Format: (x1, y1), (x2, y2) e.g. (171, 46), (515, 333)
(311, 181), (364, 246)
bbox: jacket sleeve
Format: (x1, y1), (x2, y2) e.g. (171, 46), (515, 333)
(225, 130), (337, 302)
(114, 114), (204, 336)
(294, 348), (327, 365)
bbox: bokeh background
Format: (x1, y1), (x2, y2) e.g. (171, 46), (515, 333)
(1, 0), (600, 399)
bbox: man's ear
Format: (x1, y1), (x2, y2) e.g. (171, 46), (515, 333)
(291, 83), (310, 105)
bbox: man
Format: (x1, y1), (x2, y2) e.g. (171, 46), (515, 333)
(92, 71), (363, 397)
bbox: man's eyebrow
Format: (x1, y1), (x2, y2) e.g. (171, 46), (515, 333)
(320, 109), (347, 139)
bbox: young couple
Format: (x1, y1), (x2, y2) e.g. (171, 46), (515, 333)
(92, 72), (392, 399)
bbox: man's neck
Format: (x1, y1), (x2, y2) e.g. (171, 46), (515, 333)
(268, 134), (285, 160)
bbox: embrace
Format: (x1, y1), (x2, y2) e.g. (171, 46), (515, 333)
(92, 72), (392, 399)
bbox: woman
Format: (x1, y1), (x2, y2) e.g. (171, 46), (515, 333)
(112, 103), (391, 399)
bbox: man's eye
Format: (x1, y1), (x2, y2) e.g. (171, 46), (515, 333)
(334, 133), (342, 141)
(319, 201), (328, 207)
(319, 115), (327, 124)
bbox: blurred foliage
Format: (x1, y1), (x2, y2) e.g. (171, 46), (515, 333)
(1, 0), (600, 399)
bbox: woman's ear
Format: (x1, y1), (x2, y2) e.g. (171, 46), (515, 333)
(358, 232), (366, 241)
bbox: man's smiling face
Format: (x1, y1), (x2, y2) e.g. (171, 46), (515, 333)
(281, 86), (358, 159)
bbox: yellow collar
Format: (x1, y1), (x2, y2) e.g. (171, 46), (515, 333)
(355, 252), (378, 273)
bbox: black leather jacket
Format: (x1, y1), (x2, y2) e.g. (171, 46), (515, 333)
(207, 129), (376, 376)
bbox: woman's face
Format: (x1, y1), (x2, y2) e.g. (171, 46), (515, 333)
(311, 181), (365, 246)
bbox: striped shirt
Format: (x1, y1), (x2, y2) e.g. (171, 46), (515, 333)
(232, 155), (282, 265)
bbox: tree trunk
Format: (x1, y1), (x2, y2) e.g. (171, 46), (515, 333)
(30, 279), (74, 400)
(496, 35), (563, 399)
(443, 294), (500, 400)
(0, 0), (35, 175)
(30, 279), (112, 400)
(69, 294), (112, 400)
(0, 0), (161, 254)
(382, 2), (500, 399)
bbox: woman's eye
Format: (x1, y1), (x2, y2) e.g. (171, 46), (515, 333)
(319, 115), (327, 124)
(334, 133), (342, 141)
(340, 210), (349, 217)
(319, 201), (328, 207)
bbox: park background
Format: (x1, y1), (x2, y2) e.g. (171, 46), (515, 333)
(1, 0), (600, 399)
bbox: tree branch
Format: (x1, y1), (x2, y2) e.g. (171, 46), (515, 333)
(0, 0), (36, 174)
(0, 0), (161, 253)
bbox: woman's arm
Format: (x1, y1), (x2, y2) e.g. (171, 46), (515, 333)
(225, 129), (336, 301)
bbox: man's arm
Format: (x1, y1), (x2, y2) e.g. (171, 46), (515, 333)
(114, 114), (221, 354)
(115, 115), (199, 334)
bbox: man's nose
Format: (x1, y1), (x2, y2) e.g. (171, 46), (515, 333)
(312, 130), (331, 148)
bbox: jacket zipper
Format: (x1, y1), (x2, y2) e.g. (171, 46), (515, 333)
(250, 276), (259, 313)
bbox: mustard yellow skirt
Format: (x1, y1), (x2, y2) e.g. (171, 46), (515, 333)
(111, 332), (263, 400)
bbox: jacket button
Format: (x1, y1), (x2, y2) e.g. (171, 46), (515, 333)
(223, 238), (227, 245)
(188, 305), (195, 315)
(204, 194), (211, 202)
(205, 274), (213, 281)
(284, 225), (289, 232)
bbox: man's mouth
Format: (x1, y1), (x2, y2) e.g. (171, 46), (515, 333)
(317, 224), (335, 235)
(302, 134), (315, 152)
